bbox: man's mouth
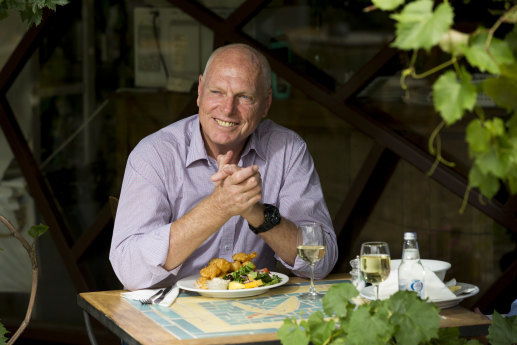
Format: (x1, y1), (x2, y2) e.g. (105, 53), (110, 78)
(215, 119), (237, 127)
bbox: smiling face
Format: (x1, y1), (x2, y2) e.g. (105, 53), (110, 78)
(197, 45), (272, 162)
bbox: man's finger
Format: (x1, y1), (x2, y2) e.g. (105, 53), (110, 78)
(228, 165), (260, 185)
(211, 164), (240, 182)
(211, 151), (234, 183)
(216, 151), (233, 171)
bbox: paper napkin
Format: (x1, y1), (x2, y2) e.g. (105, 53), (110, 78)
(377, 268), (456, 301)
(121, 285), (179, 307)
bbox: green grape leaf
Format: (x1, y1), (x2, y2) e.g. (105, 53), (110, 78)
(434, 327), (466, 345)
(0, 321), (8, 344)
(477, 147), (510, 178)
(508, 113), (517, 137)
(487, 312), (517, 345)
(31, 0), (69, 11)
(468, 165), (484, 188)
(464, 32), (515, 74)
(19, 6), (41, 26)
(432, 69), (477, 125)
(307, 312), (335, 345)
(331, 336), (347, 345)
(387, 291), (440, 345)
(470, 165), (500, 199)
(506, 27), (517, 57)
(466, 119), (491, 154)
(277, 317), (310, 345)
(500, 62), (517, 79)
(485, 117), (505, 137)
(346, 304), (393, 345)
(1, 0), (68, 27)
(391, 0), (453, 51)
(372, 0), (405, 11)
(28, 224), (48, 238)
(322, 282), (358, 318)
(483, 76), (517, 111)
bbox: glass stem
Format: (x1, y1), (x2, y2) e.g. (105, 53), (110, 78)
(309, 264), (316, 294)
(375, 284), (379, 300)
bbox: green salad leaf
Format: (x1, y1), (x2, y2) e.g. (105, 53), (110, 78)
(223, 263), (281, 286)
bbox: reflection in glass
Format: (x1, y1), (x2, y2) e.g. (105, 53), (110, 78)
(242, 1), (394, 91)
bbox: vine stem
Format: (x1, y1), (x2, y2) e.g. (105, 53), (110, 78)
(0, 216), (39, 345)
(486, 5), (516, 51)
(412, 58), (456, 79)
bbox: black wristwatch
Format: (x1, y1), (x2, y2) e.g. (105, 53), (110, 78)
(248, 203), (281, 234)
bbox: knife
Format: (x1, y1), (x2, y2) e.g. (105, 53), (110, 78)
(153, 286), (173, 304)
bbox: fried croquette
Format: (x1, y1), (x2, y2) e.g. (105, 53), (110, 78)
(232, 252), (257, 262)
(208, 258), (231, 274)
(197, 252), (258, 289)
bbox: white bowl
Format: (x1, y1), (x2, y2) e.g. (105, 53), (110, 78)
(391, 259), (451, 281)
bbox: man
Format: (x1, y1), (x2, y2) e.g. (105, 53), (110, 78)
(110, 43), (337, 290)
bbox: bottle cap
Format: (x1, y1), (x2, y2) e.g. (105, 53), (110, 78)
(404, 232), (417, 240)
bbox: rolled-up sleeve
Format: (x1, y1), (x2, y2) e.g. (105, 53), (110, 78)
(109, 144), (176, 290)
(272, 139), (338, 279)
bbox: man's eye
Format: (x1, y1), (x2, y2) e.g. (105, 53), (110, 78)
(240, 95), (252, 102)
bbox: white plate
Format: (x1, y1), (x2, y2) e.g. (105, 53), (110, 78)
(360, 282), (479, 309)
(176, 272), (289, 298)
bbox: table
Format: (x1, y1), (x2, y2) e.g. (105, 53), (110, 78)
(78, 274), (491, 345)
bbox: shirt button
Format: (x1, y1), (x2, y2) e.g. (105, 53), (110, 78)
(224, 245), (230, 251)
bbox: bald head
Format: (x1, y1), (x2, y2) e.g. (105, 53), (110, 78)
(202, 44), (272, 94)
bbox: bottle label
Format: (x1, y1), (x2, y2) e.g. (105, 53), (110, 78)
(399, 279), (424, 297)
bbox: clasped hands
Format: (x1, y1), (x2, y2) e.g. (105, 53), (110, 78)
(209, 151), (262, 221)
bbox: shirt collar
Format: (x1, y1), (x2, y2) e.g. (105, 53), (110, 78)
(186, 116), (211, 167)
(185, 116), (267, 167)
(241, 123), (267, 161)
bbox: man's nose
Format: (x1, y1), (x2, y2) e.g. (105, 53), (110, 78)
(222, 96), (236, 115)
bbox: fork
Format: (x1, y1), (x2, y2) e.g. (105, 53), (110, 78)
(139, 289), (164, 305)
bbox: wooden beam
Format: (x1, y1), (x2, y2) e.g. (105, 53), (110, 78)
(72, 202), (113, 262)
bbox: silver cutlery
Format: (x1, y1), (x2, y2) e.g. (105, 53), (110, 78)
(139, 288), (164, 305)
(153, 286), (173, 304)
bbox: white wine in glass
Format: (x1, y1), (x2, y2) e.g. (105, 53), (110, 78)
(360, 242), (391, 300)
(297, 222), (326, 299)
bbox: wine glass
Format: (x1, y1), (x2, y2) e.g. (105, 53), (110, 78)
(360, 242), (391, 300)
(296, 222), (326, 299)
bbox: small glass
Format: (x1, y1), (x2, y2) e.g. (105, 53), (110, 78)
(296, 222), (326, 299)
(360, 242), (391, 300)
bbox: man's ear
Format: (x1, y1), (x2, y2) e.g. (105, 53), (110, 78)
(197, 75), (203, 107)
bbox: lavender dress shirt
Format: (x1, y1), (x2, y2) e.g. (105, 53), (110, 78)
(109, 115), (338, 290)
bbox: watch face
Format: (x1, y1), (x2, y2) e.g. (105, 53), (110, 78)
(249, 204), (281, 234)
(261, 204), (281, 231)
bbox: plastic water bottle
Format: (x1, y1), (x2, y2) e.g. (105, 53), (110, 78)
(398, 232), (425, 298)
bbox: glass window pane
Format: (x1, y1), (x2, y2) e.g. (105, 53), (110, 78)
(243, 1), (394, 91)
(0, 10), (26, 71)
